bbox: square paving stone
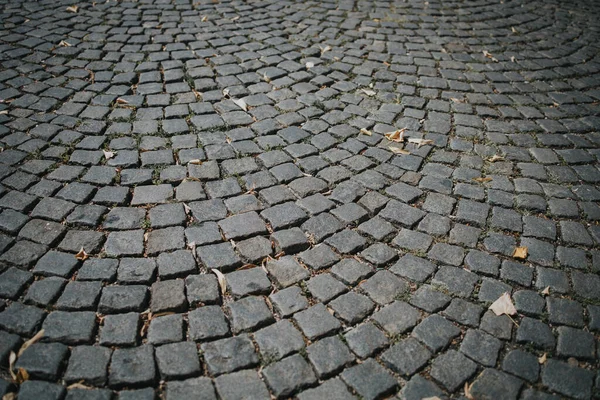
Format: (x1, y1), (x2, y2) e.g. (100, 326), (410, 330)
(265, 256), (310, 288)
(109, 345), (156, 388)
(459, 328), (502, 367)
(443, 298), (484, 327)
(541, 359), (594, 400)
(331, 258), (373, 285)
(260, 202), (308, 230)
(100, 312), (139, 346)
(412, 314), (461, 352)
(228, 296), (274, 334)
(372, 301), (420, 335)
(189, 305), (230, 341)
(186, 274), (220, 306)
(430, 349), (477, 392)
(296, 378), (356, 400)
(254, 319), (305, 362)
(157, 250), (197, 279)
(225, 268), (271, 298)
(294, 303), (341, 340)
(0, 302), (46, 336)
(262, 354), (317, 399)
(197, 242), (241, 271)
(269, 285), (308, 317)
(16, 342), (69, 381)
(556, 326), (595, 359)
(201, 334), (258, 376)
(131, 184), (173, 205)
(98, 285), (148, 313)
(151, 279), (187, 313)
(502, 349), (540, 383)
(56, 281), (102, 311)
(42, 311), (97, 345)
(218, 211), (267, 240)
(516, 317), (556, 350)
(19, 219), (66, 246)
(432, 266), (478, 297)
(306, 336), (355, 379)
(0, 267), (32, 299)
(298, 244), (340, 270)
(381, 337), (432, 377)
(340, 358), (398, 400)
(146, 227), (185, 256)
(400, 375), (445, 400)
(469, 369), (523, 400)
(360, 270), (408, 305)
(165, 377), (216, 400)
(148, 314), (184, 345)
(33, 250), (80, 278)
(16, 380), (66, 400)
(155, 342), (201, 380)
(63, 345), (112, 386)
(105, 230), (145, 257)
(344, 322), (389, 359)
(214, 369), (271, 400)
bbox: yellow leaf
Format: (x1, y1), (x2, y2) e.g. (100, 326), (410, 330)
(360, 128), (372, 136)
(212, 269), (227, 295)
(18, 330), (44, 357)
(513, 246), (528, 259)
(66, 5), (78, 12)
(75, 247), (89, 261)
(489, 292), (517, 316)
(388, 146), (410, 155)
(472, 177), (493, 183)
(538, 353), (547, 364)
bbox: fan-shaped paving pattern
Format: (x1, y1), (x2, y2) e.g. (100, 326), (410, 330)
(0, 0), (599, 399)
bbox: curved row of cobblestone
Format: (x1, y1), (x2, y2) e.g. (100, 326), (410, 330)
(0, 0), (599, 399)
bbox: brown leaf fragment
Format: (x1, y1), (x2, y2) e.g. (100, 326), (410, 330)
(489, 292), (517, 316)
(59, 40), (72, 47)
(67, 382), (93, 390)
(487, 155), (504, 162)
(3, 392), (16, 400)
(513, 246), (528, 259)
(464, 381), (475, 400)
(384, 128), (406, 143)
(388, 146), (410, 155)
(538, 353), (547, 364)
(18, 330), (45, 357)
(541, 286), (550, 296)
(188, 159), (203, 165)
(66, 5), (78, 12)
(116, 97), (129, 104)
(472, 177), (493, 183)
(407, 137), (434, 148)
(15, 368), (29, 384)
(360, 128), (372, 136)
(212, 269), (227, 295)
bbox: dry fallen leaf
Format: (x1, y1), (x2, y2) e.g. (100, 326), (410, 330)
(422, 397), (442, 400)
(231, 16), (240, 21)
(361, 88), (376, 96)
(538, 353), (547, 364)
(8, 352), (16, 380)
(232, 98), (247, 111)
(201, 15), (208, 22)
(212, 269), (227, 295)
(513, 246), (528, 259)
(385, 128), (406, 143)
(464, 381), (475, 400)
(59, 40), (72, 47)
(67, 382), (93, 390)
(360, 128), (372, 136)
(66, 5), (78, 12)
(511, 26), (518, 33)
(407, 137), (433, 148)
(389, 146), (410, 155)
(305, 61), (314, 69)
(487, 155), (504, 162)
(510, 56), (517, 63)
(472, 177), (493, 183)
(541, 286), (550, 296)
(319, 45), (332, 55)
(2, 392), (16, 400)
(75, 247), (89, 261)
(0, 110), (8, 115)
(103, 150), (115, 160)
(116, 98), (129, 104)
(188, 159), (203, 165)
(489, 292), (517, 316)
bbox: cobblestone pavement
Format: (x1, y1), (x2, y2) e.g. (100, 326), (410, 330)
(0, 0), (599, 398)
